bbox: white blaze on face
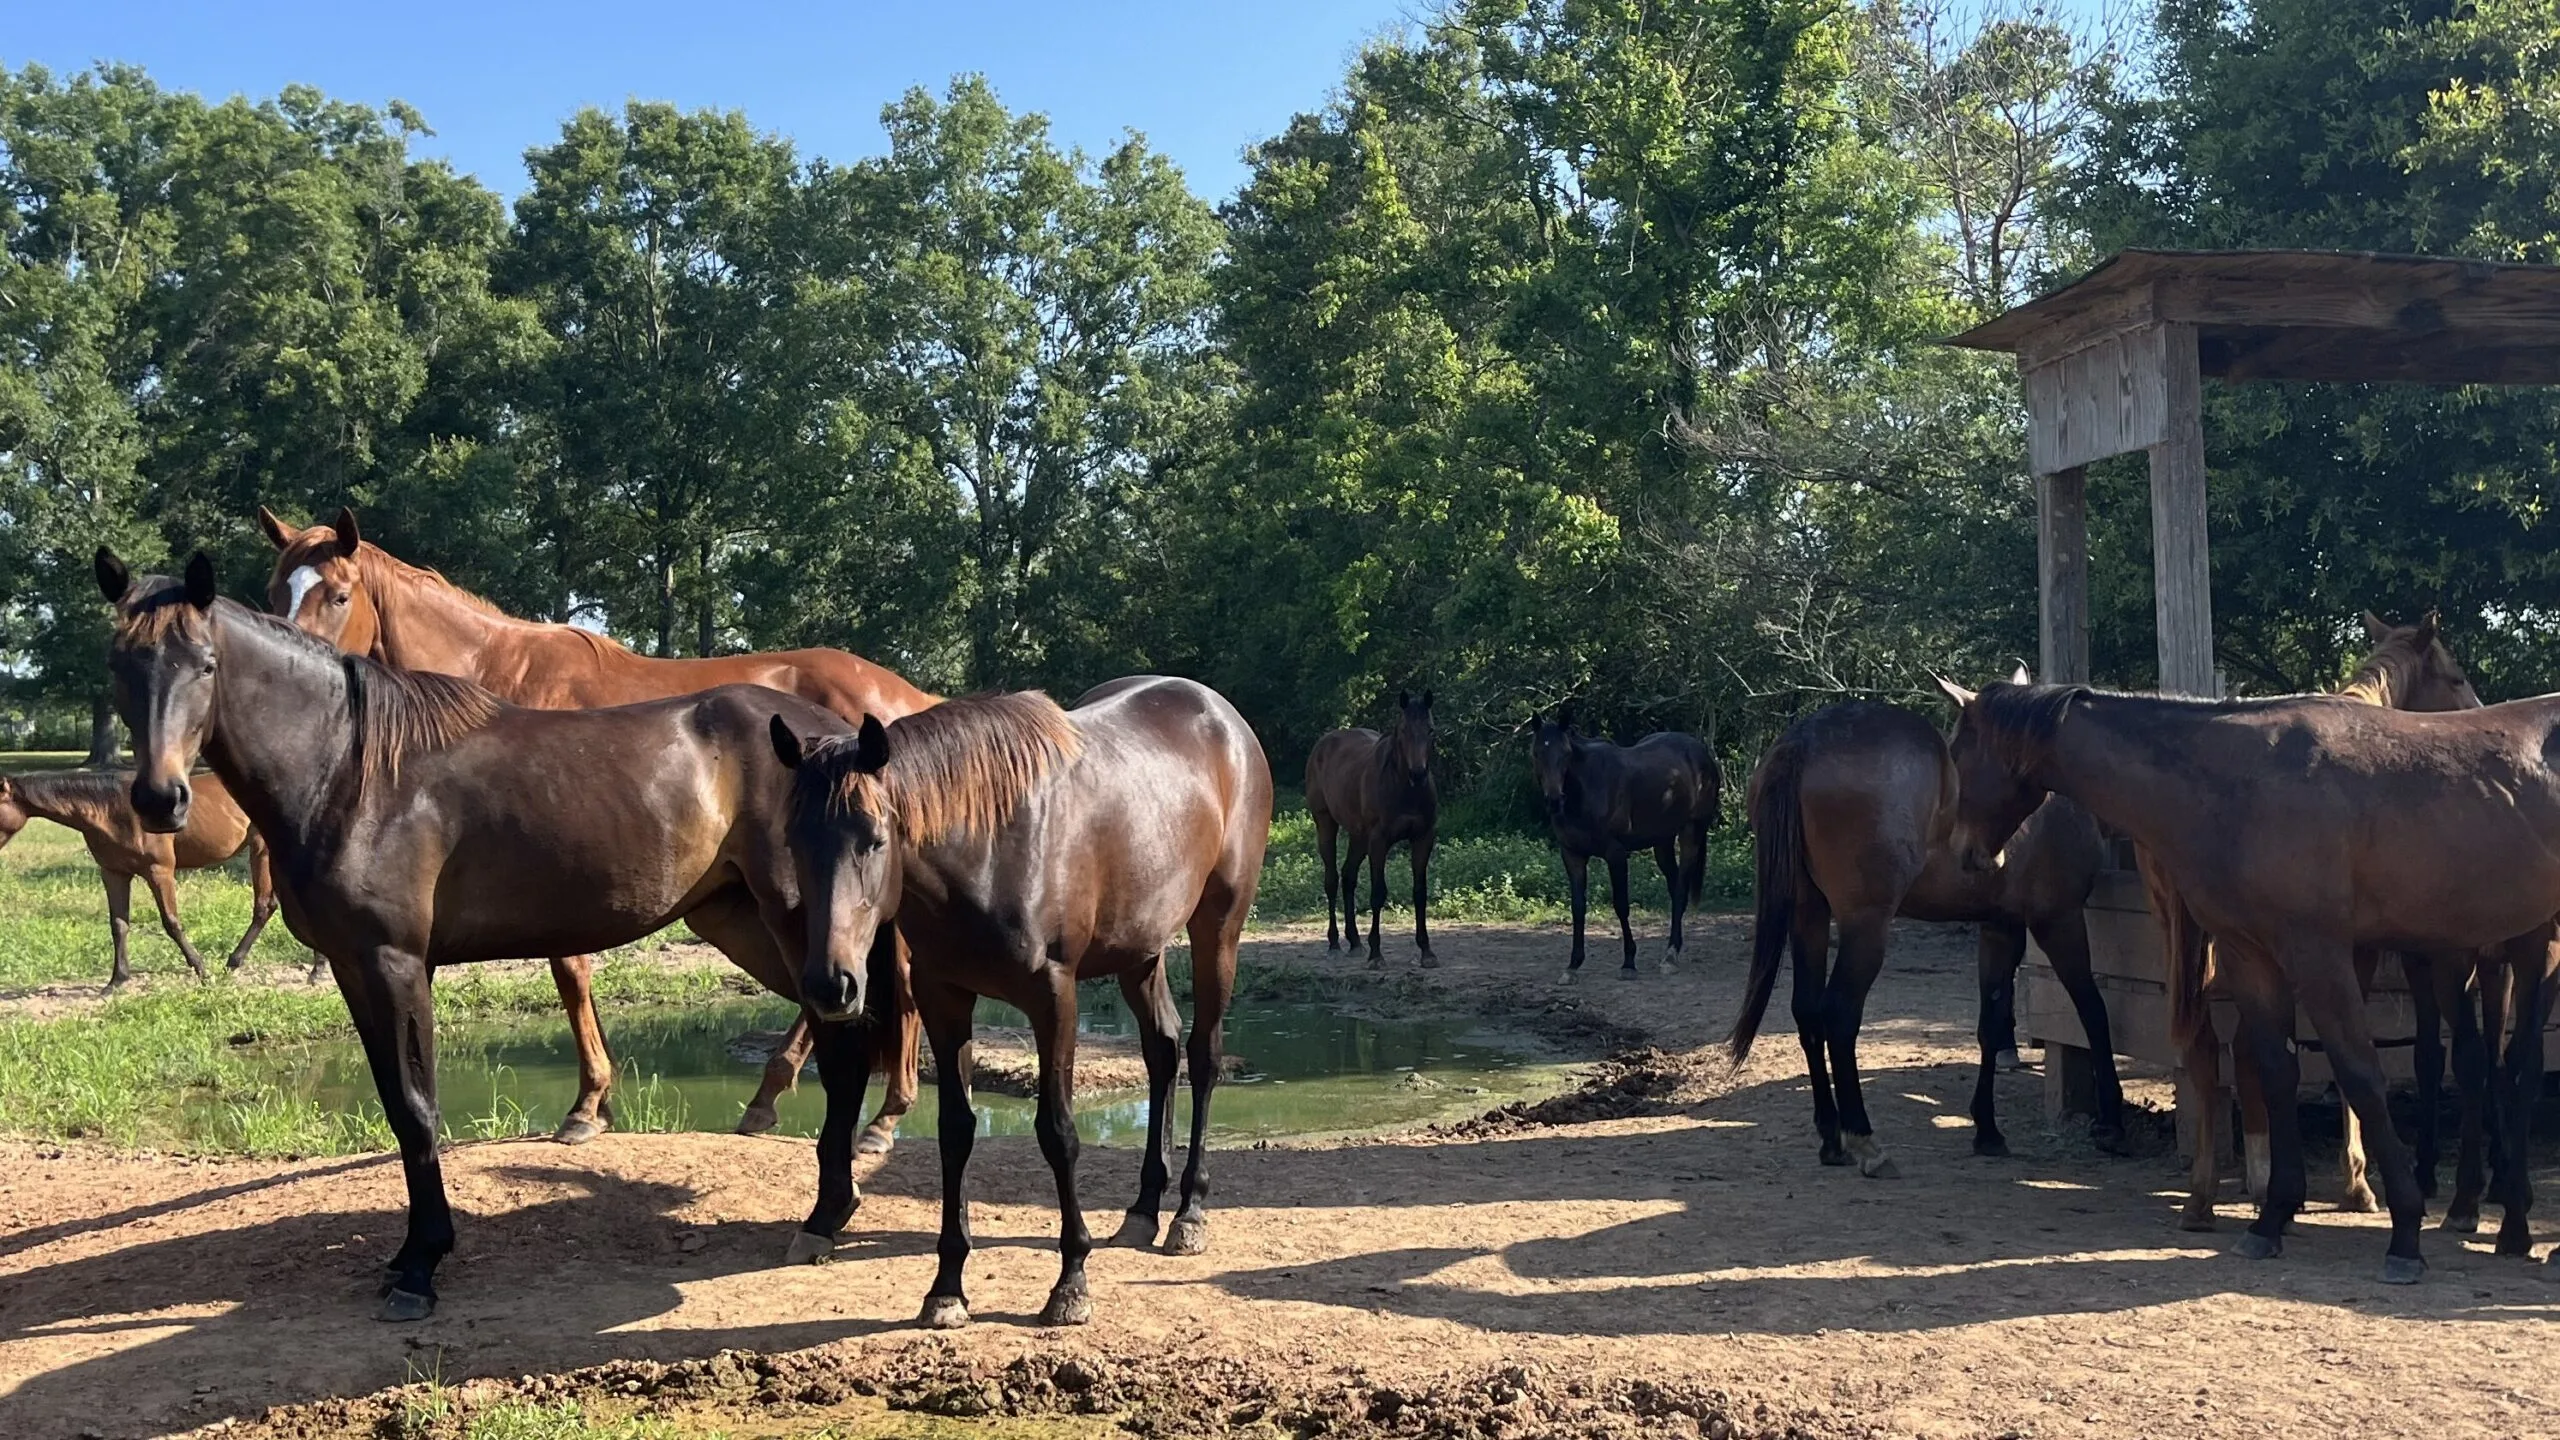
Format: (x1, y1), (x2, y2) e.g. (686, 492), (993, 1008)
(285, 565), (325, 621)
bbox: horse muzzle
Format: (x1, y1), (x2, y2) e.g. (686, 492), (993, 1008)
(799, 965), (863, 1024)
(132, 775), (191, 834)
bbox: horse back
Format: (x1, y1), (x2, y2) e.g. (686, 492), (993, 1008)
(1619, 730), (1721, 836)
(1304, 727), (1382, 824)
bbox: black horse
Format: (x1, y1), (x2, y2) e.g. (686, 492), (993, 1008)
(1306, 691), (1439, 966)
(1529, 711), (1720, 981)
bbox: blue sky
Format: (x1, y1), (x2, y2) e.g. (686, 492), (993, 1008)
(6, 1), (1415, 202)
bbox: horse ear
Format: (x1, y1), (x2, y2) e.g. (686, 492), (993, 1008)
(769, 714), (804, 770)
(1556, 705), (1573, 733)
(2415, 610), (2441, 647)
(256, 506), (300, 550)
(853, 714), (892, 773)
(330, 506), (362, 559)
(1421, 689), (1433, 710)
(183, 552), (218, 611)
(2009, 663), (2033, 686)
(2361, 610), (2390, 642)
(1399, 690), (1410, 710)
(94, 548), (131, 603)
(1933, 674), (1976, 709)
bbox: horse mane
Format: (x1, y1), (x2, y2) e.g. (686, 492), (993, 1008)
(2335, 630), (2427, 707)
(3, 767), (143, 818)
(348, 660), (503, 792)
(816, 690), (1082, 846)
(358, 544), (638, 661)
(1969, 683), (2090, 773)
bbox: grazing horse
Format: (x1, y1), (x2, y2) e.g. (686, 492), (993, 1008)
(2130, 613), (2489, 1230)
(773, 677), (1270, 1328)
(0, 768), (277, 984)
(260, 505), (937, 1149)
(1726, 686), (2120, 1179)
(98, 549), (861, 1320)
(1529, 713), (1719, 981)
(1944, 678), (2560, 1281)
(1307, 691), (1438, 967)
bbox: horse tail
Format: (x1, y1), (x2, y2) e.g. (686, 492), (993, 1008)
(1727, 736), (1807, 1065)
(2137, 843), (2210, 1050)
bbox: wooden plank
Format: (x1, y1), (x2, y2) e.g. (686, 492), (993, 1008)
(2036, 466), (2090, 684)
(2022, 323), (2169, 472)
(2154, 274), (2560, 336)
(2147, 321), (2216, 696)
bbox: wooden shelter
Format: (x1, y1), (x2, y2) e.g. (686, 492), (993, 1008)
(1947, 248), (2560, 1133)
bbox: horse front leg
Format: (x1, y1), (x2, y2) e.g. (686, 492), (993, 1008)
(1559, 849), (1590, 984)
(856, 935), (922, 1155)
(1410, 832), (1436, 967)
(142, 868), (210, 980)
(2227, 955), (2307, 1265)
(2495, 929), (2554, 1260)
(1606, 853), (1636, 978)
(101, 869), (134, 989)
(2407, 953), (2448, 1205)
(2442, 957), (2493, 1233)
(918, 985), (980, 1328)
(548, 955), (615, 1145)
(786, 1016), (873, 1263)
(2034, 912), (2129, 1154)
(225, 834), (278, 970)
(1970, 921), (2027, 1158)
(1364, 839), (1389, 968)
(337, 946), (451, 1320)
(2335, 949), (2382, 1213)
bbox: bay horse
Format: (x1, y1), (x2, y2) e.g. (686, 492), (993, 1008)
(2137, 613), (2488, 1230)
(0, 768), (277, 984)
(1529, 713), (1720, 981)
(98, 549), (866, 1320)
(1306, 691), (1438, 966)
(1726, 684), (2121, 1179)
(1944, 677), (2560, 1281)
(260, 505), (937, 1149)
(772, 676), (1270, 1328)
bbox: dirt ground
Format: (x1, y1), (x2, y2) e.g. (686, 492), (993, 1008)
(3, 916), (2556, 1439)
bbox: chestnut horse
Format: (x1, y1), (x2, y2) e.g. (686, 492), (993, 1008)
(1306, 691), (1438, 966)
(99, 550), (864, 1320)
(1726, 686), (2120, 1179)
(773, 677), (1270, 1328)
(261, 505), (936, 1149)
(1945, 678), (2560, 1281)
(1529, 713), (1720, 981)
(0, 768), (277, 984)
(2137, 613), (2488, 1231)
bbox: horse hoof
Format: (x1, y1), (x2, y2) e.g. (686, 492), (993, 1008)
(2179, 1207), (2219, 1234)
(2496, 1230), (2536, 1258)
(1660, 954), (1679, 974)
(1819, 1149), (1851, 1167)
(2340, 1187), (2380, 1215)
(735, 1105), (779, 1137)
(1112, 1212), (1160, 1248)
(1417, 952), (1440, 970)
(784, 1230), (837, 1265)
(2090, 1124), (2131, 1157)
(919, 1295), (970, 1329)
(855, 1127), (896, 1157)
(378, 1288), (435, 1323)
(1973, 1135), (2010, 1159)
(1860, 1155), (1899, 1180)
(552, 1116), (606, 1146)
(1166, 1216), (1209, 1256)
(2380, 1254), (2426, 1285)
(2442, 1208), (2480, 1234)
(1619, 966), (1640, 981)
(2234, 1230), (2281, 1261)
(1038, 1285), (1093, 1327)
(1557, 969), (1578, 986)
(1366, 952), (1386, 970)
(1995, 1048), (2024, 1073)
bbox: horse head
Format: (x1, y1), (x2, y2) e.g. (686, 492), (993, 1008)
(0, 776), (25, 851)
(95, 549), (222, 833)
(772, 712), (900, 1024)
(2359, 609), (2481, 712)
(1937, 674), (2061, 873)
(1392, 690), (1435, 786)
(1530, 708), (1580, 816)
(260, 505), (380, 655)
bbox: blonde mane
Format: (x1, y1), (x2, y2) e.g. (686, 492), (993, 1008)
(815, 691), (1082, 847)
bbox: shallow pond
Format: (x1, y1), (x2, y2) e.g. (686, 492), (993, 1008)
(234, 991), (1572, 1146)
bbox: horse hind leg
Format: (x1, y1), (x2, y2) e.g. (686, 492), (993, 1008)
(142, 868), (211, 980)
(101, 869), (135, 989)
(548, 955), (615, 1145)
(917, 984), (981, 1328)
(1169, 898), (1244, 1257)
(1654, 841), (1683, 972)
(1788, 893), (1845, 1166)
(1023, 965), (1095, 1326)
(1829, 908), (1898, 1179)
(2334, 948), (2383, 1213)
(1315, 811), (1343, 952)
(1113, 959), (1182, 1248)
(2297, 956), (2426, 1282)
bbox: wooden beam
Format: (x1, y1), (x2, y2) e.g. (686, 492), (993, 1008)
(2037, 466), (2090, 685)
(2148, 322), (2217, 695)
(2022, 322), (2170, 472)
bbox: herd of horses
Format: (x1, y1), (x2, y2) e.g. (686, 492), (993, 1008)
(3, 504), (2550, 1327)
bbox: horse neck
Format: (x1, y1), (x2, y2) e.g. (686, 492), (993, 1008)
(203, 603), (361, 848)
(2334, 646), (2414, 708)
(5, 775), (119, 834)
(2036, 694), (2206, 852)
(363, 553), (517, 681)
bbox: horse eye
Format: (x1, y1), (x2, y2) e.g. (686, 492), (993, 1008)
(330, 592), (350, 606)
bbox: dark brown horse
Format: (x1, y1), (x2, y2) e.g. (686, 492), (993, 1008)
(1945, 678), (2560, 1281)
(1727, 685), (2120, 1178)
(0, 768), (277, 984)
(1307, 691), (1438, 967)
(1529, 714), (1719, 981)
(261, 505), (938, 1149)
(2135, 613), (2487, 1229)
(99, 549), (864, 1321)
(773, 676), (1271, 1328)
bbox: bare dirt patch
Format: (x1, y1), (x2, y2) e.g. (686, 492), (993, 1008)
(4, 916), (2557, 1439)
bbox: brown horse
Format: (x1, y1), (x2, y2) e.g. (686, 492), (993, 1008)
(0, 768), (277, 984)
(773, 676), (1271, 1328)
(1307, 691), (1438, 967)
(1727, 684), (2121, 1178)
(2135, 613), (2486, 1230)
(99, 549), (865, 1320)
(260, 505), (937, 1149)
(1529, 713), (1720, 981)
(1945, 677), (2560, 1281)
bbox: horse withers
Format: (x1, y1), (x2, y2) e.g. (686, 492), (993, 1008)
(1727, 685), (2121, 1180)
(98, 548), (868, 1321)
(1529, 712), (1719, 981)
(1307, 691), (1438, 967)
(0, 768), (278, 984)
(773, 676), (1271, 1329)
(260, 504), (939, 1150)
(1943, 677), (2560, 1282)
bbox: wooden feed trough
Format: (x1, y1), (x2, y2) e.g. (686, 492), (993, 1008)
(1947, 249), (2560, 1147)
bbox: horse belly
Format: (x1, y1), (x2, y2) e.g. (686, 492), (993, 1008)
(422, 790), (735, 963)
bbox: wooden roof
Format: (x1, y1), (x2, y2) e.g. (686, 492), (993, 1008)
(1948, 249), (2560, 385)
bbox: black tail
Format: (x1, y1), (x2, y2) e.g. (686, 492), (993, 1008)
(1726, 739), (1806, 1065)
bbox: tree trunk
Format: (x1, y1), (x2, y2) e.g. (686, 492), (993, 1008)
(82, 692), (121, 768)
(655, 546), (677, 658)
(696, 535), (715, 657)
